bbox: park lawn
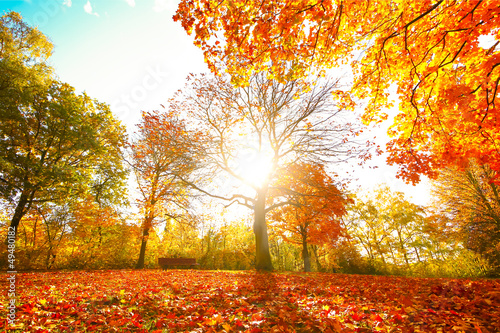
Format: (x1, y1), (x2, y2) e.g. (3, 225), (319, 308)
(1, 269), (499, 332)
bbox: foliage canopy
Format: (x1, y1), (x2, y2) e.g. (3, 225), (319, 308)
(174, 0), (500, 184)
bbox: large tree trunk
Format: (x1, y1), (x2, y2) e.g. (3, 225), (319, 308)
(311, 245), (322, 272)
(9, 189), (34, 241)
(136, 214), (154, 269)
(253, 188), (273, 271)
(136, 227), (149, 269)
(302, 235), (311, 272)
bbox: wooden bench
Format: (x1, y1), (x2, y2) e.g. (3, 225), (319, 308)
(158, 257), (199, 269)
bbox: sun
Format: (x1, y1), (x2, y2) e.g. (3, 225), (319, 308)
(236, 149), (274, 188)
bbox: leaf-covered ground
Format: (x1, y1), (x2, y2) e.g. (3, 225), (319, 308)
(1, 270), (499, 332)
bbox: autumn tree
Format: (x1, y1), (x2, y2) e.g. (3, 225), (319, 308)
(0, 80), (127, 239)
(128, 109), (199, 269)
(344, 185), (428, 274)
(174, 0), (500, 184)
(413, 209), (488, 277)
(191, 215), (255, 270)
(432, 161), (500, 274)
(64, 194), (137, 269)
(269, 162), (349, 272)
(0, 12), (128, 240)
(344, 196), (389, 268)
(267, 231), (303, 271)
(159, 216), (200, 260)
(14, 204), (70, 270)
(0, 12), (53, 96)
(171, 73), (370, 270)
(6, 195), (135, 270)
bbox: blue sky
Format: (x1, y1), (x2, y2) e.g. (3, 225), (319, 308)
(0, 0), (431, 205)
(0, 0), (207, 128)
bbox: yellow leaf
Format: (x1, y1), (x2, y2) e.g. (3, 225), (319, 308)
(405, 306), (416, 313)
(206, 318), (217, 326)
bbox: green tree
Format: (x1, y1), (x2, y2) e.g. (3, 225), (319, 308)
(0, 12), (128, 239)
(344, 185), (427, 274)
(0, 11), (53, 95)
(1, 80), (127, 238)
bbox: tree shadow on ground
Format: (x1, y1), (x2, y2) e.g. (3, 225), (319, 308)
(231, 270), (340, 332)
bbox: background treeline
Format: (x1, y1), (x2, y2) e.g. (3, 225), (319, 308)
(1, 163), (498, 278)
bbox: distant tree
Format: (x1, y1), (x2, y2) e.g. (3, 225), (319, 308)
(432, 161), (500, 274)
(64, 193), (134, 269)
(128, 109), (200, 269)
(269, 162), (349, 272)
(344, 196), (389, 266)
(14, 204), (70, 270)
(171, 73), (371, 270)
(344, 185), (427, 273)
(192, 217), (255, 270)
(11, 196), (132, 270)
(159, 216), (200, 259)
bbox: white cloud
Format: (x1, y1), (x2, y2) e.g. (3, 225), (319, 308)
(62, 0), (72, 7)
(83, 1), (99, 16)
(124, 0), (136, 7)
(153, 0), (176, 13)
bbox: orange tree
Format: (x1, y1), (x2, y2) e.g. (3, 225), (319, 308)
(174, 0), (500, 184)
(128, 109), (200, 269)
(269, 162), (349, 272)
(9, 195), (135, 270)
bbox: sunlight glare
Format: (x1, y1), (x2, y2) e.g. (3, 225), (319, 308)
(236, 149), (274, 188)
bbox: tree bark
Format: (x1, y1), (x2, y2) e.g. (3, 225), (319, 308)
(302, 234), (311, 272)
(9, 188), (34, 241)
(397, 230), (411, 269)
(136, 226), (149, 269)
(136, 213), (154, 269)
(136, 199), (156, 268)
(253, 188), (273, 271)
(312, 245), (322, 272)
(414, 246), (422, 263)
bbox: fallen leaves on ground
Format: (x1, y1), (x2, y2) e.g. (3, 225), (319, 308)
(1, 270), (499, 332)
